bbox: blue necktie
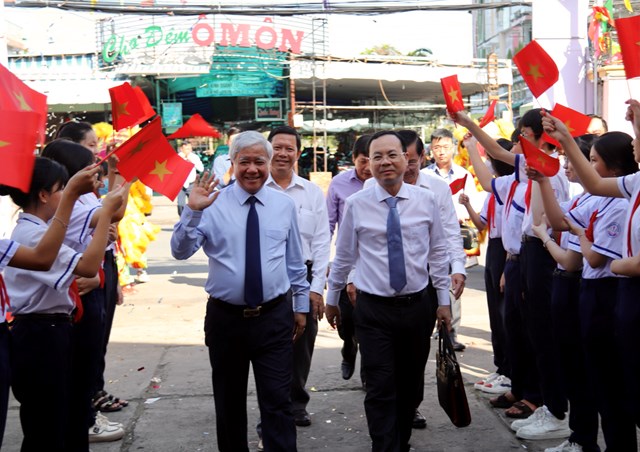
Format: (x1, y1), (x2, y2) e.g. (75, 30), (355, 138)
(244, 196), (263, 307)
(384, 197), (407, 293)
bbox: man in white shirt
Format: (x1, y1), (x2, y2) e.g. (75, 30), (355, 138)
(326, 131), (451, 452)
(212, 127), (240, 188)
(177, 140), (204, 216)
(266, 126), (331, 427)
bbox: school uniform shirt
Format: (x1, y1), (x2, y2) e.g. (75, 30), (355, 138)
(566, 196), (628, 279)
(4, 213), (80, 315)
(64, 193), (100, 253)
(516, 153), (570, 237)
(171, 183), (310, 313)
(364, 171), (467, 276)
(479, 194), (504, 239)
(617, 172), (640, 257)
(0, 239), (19, 323)
(266, 173), (331, 295)
(422, 163), (484, 222)
(326, 183), (451, 307)
(491, 173), (527, 255)
(556, 193), (593, 271)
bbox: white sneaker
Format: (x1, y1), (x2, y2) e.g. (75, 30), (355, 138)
(545, 440), (583, 452)
(510, 405), (546, 432)
(516, 406), (570, 440)
(96, 412), (123, 429)
(257, 439), (264, 451)
(136, 270), (150, 283)
(88, 420), (125, 443)
(474, 372), (499, 390)
(481, 375), (512, 394)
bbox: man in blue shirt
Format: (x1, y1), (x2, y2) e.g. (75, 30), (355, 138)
(171, 131), (310, 452)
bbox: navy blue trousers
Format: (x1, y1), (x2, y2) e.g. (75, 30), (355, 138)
(551, 271), (599, 452)
(580, 278), (637, 451)
(616, 277), (640, 429)
(95, 250), (118, 395)
(520, 238), (566, 417)
(485, 238), (508, 376)
(0, 323), (9, 449)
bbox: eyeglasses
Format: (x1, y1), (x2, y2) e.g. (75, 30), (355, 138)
(407, 160), (421, 168)
(370, 152), (406, 163)
(431, 145), (452, 152)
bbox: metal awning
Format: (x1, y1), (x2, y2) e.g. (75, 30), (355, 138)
(23, 79), (126, 112)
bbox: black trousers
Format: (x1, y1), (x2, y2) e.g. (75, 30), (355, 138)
(550, 271), (599, 452)
(10, 316), (73, 452)
(520, 238), (565, 416)
(580, 278), (637, 451)
(354, 290), (430, 452)
(485, 238), (508, 376)
(616, 277), (640, 428)
(95, 250), (119, 395)
(0, 323), (10, 450)
(503, 258), (540, 404)
(337, 288), (358, 367)
(69, 288), (106, 451)
(205, 295), (296, 452)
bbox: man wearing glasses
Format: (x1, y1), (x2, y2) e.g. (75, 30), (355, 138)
(422, 128), (484, 351)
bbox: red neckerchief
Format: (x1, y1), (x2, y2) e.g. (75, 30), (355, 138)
(627, 192), (640, 257)
(69, 279), (84, 323)
(585, 209), (599, 243)
(505, 180), (519, 218)
(0, 274), (9, 313)
(487, 194), (496, 229)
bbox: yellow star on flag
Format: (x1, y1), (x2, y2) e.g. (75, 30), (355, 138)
(128, 140), (147, 157)
(563, 120), (575, 134)
(14, 92), (32, 111)
(536, 156), (547, 167)
(0, 140), (10, 148)
(447, 87), (460, 103)
(117, 101), (131, 116)
(527, 64), (544, 82)
(149, 160), (173, 181)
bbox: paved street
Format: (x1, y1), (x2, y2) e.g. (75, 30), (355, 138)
(4, 197), (567, 451)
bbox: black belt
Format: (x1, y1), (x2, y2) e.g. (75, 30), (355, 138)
(522, 234), (542, 243)
(208, 293), (287, 318)
(553, 268), (582, 279)
(12, 313), (73, 323)
(356, 289), (424, 307)
(506, 253), (520, 262)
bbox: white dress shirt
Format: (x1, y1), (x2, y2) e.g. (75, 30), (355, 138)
(181, 152), (205, 188)
(212, 154), (233, 187)
(364, 171), (466, 276)
(5, 213), (80, 315)
(617, 172), (640, 258)
(326, 183), (451, 307)
(170, 183), (310, 312)
(0, 238), (19, 323)
(266, 173), (330, 295)
(423, 163), (484, 221)
(492, 174), (526, 255)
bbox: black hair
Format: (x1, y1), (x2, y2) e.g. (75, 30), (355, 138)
(488, 138), (515, 177)
(0, 157), (68, 209)
(367, 131), (407, 154)
(518, 108), (544, 140)
(41, 139), (95, 177)
(227, 127), (241, 139)
(574, 134), (596, 160)
(587, 114), (608, 133)
(592, 132), (638, 176)
(353, 134), (371, 159)
(56, 121), (94, 143)
(397, 130), (425, 156)
(268, 125), (301, 151)
(430, 128), (454, 143)
(510, 128), (520, 144)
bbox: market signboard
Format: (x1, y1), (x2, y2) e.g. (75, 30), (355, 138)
(255, 98), (285, 121)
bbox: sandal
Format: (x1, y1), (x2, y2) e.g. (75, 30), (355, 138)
(489, 393), (514, 409)
(92, 390), (128, 412)
(505, 401), (536, 419)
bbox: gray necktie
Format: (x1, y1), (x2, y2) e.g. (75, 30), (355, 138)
(384, 197), (407, 292)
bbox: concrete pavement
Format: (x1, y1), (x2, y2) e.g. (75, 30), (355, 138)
(4, 196), (568, 451)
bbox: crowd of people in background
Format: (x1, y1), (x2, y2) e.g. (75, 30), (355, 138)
(1, 99), (640, 452)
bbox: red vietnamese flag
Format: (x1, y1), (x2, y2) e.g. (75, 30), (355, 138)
(513, 41), (559, 98)
(167, 113), (222, 139)
(133, 86), (156, 121)
(478, 100), (498, 128)
(542, 104), (592, 147)
(440, 75), (465, 114)
(0, 110), (40, 192)
(109, 82), (155, 131)
(0, 63), (48, 144)
(519, 136), (560, 177)
(616, 15), (640, 79)
(449, 174), (468, 195)
(114, 117), (194, 200)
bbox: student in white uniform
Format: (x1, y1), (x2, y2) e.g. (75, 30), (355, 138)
(0, 164), (99, 449)
(2, 157), (124, 452)
(528, 134), (600, 452)
(545, 106), (640, 450)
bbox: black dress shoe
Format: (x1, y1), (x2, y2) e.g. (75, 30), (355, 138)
(341, 361), (355, 380)
(412, 409), (427, 429)
(294, 412), (311, 427)
(452, 341), (466, 352)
